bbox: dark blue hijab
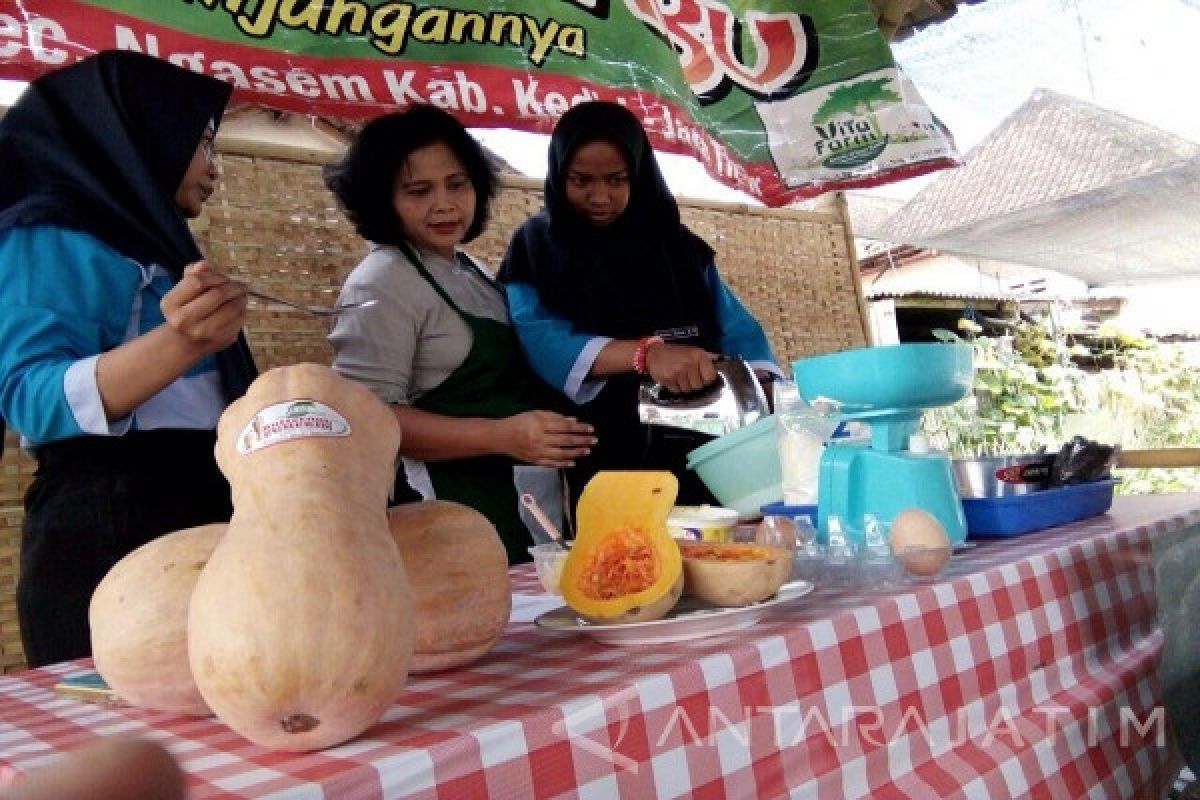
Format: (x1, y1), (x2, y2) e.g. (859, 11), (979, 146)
(0, 50), (255, 400)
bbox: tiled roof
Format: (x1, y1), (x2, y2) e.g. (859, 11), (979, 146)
(864, 286), (1015, 302)
(879, 89), (1198, 237)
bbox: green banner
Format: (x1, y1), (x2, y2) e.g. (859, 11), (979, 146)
(0, 0), (959, 205)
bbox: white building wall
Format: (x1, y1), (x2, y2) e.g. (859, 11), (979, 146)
(862, 252), (1088, 299)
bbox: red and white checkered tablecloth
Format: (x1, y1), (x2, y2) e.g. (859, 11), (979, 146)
(1, 494), (1197, 799)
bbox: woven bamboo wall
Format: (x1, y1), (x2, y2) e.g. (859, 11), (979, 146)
(200, 155), (868, 373)
(0, 151), (867, 673)
(0, 427), (31, 674)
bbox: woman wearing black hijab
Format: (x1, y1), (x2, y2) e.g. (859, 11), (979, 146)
(0, 51), (257, 666)
(500, 100), (781, 510)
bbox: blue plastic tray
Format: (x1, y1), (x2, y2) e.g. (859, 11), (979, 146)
(963, 479), (1116, 539)
(760, 502), (818, 524)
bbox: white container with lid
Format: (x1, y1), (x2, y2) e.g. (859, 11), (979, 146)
(667, 505), (740, 543)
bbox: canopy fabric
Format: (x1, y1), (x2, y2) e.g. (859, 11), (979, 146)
(857, 90), (1200, 286)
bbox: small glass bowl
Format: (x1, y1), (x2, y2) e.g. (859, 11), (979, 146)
(528, 543), (569, 595)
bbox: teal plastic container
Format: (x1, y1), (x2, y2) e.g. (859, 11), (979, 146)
(792, 343), (973, 413)
(686, 415), (782, 516)
(817, 443), (967, 546)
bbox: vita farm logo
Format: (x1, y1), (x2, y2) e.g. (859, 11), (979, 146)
(236, 399), (351, 454)
(810, 77), (904, 169)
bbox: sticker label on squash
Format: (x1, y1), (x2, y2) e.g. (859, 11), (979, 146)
(236, 400), (351, 454)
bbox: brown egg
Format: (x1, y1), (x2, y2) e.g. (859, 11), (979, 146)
(755, 515), (799, 550)
(889, 508), (951, 577)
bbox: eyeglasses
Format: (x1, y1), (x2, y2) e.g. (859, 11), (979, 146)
(199, 134), (216, 163)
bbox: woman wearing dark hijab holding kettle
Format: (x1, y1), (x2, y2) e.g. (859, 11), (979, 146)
(500, 100), (782, 508)
(0, 51), (257, 667)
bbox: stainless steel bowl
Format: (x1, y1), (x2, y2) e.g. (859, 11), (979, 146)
(952, 455), (1050, 498)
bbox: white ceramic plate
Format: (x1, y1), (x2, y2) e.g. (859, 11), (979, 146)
(534, 580), (814, 646)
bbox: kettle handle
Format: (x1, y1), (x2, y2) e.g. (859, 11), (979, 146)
(644, 355), (733, 400)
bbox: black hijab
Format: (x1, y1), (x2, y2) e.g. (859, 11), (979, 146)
(499, 101), (719, 348)
(0, 50), (255, 400)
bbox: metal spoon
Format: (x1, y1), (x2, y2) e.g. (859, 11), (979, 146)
(520, 493), (567, 547)
(248, 289), (376, 317)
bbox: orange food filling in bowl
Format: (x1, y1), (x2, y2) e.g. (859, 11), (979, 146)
(576, 527), (660, 600)
(679, 543), (774, 562)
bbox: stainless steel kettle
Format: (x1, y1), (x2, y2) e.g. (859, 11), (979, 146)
(637, 356), (769, 437)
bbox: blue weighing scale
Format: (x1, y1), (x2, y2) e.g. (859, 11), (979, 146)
(791, 343), (974, 547)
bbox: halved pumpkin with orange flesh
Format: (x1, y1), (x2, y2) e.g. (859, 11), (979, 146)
(678, 542), (793, 608)
(560, 471), (683, 624)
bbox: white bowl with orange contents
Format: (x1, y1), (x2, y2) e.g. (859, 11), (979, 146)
(527, 543), (569, 595)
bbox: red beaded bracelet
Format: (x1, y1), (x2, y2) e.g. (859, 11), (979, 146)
(632, 335), (664, 375)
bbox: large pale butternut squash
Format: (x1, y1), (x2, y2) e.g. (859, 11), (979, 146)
(89, 523), (225, 716)
(560, 471), (683, 624)
(386, 501), (510, 673)
(189, 364), (412, 752)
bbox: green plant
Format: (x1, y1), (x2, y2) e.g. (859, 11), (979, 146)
(921, 314), (1200, 494)
(923, 322), (1086, 457)
(1082, 327), (1200, 493)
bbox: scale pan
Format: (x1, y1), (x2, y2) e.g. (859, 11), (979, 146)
(792, 343), (973, 413)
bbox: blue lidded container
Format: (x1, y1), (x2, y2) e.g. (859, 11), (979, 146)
(760, 502), (818, 527)
(686, 416), (783, 516)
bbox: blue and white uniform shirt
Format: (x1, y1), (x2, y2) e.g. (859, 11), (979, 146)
(0, 225), (225, 446)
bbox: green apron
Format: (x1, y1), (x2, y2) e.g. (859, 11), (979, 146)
(401, 246), (537, 565)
